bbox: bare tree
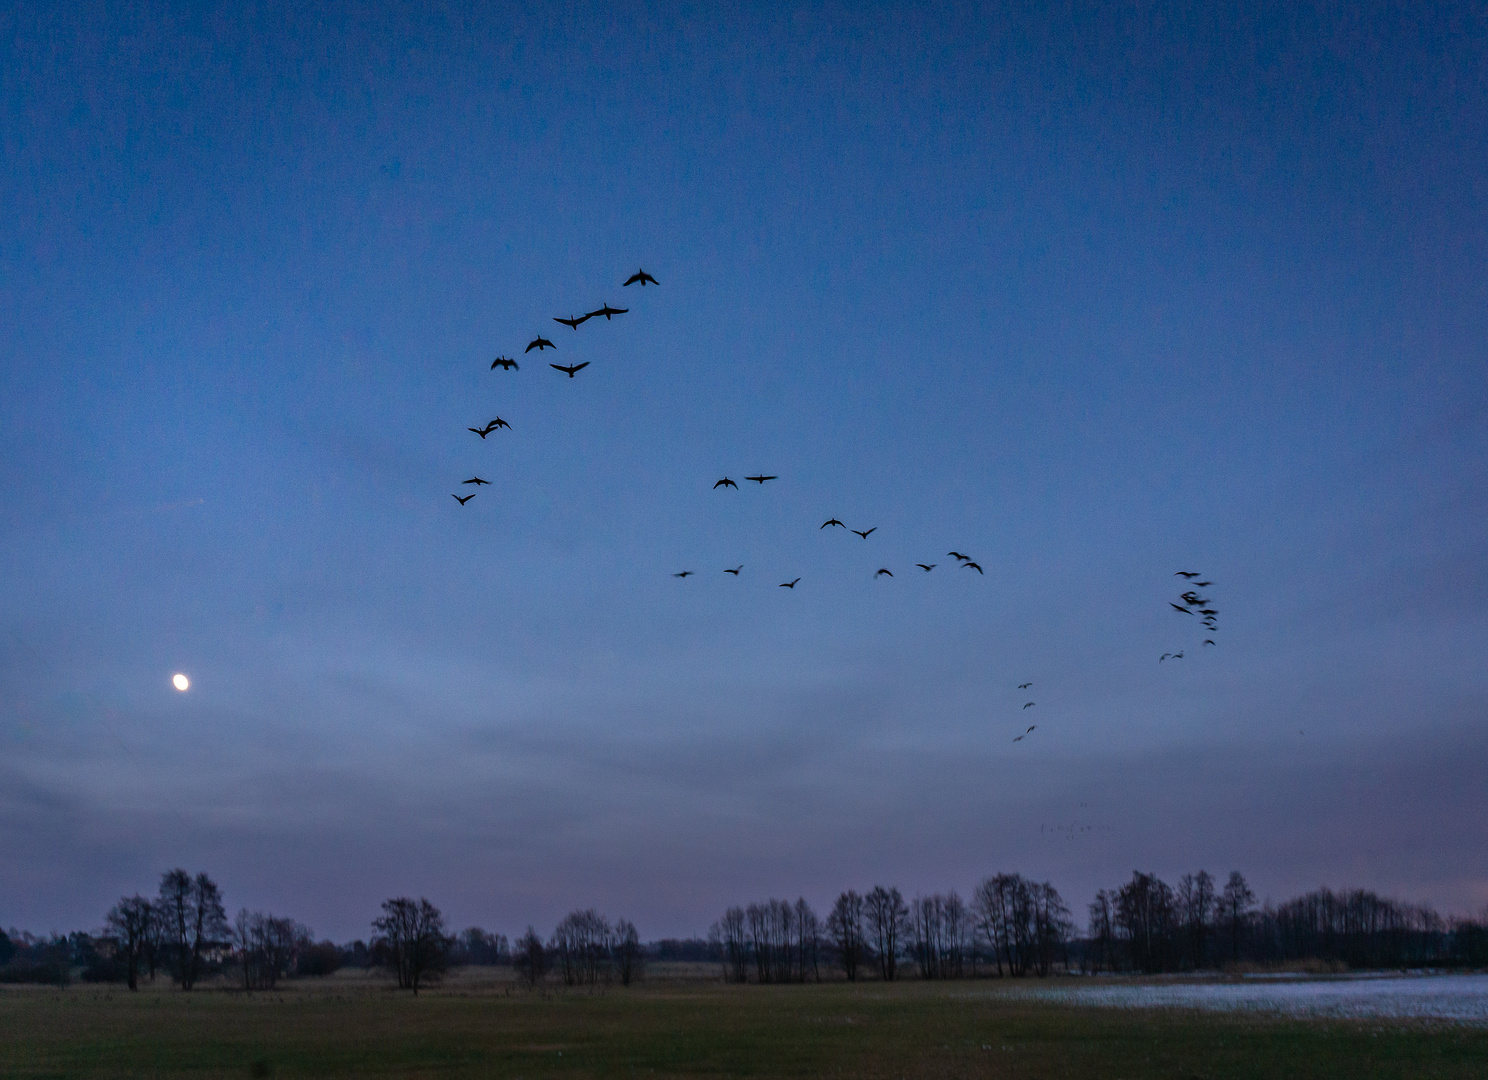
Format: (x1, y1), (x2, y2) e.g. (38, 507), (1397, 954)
(513, 926), (547, 989)
(612, 919), (643, 986)
(1087, 889), (1116, 973)
(1115, 872), (1177, 973)
(1030, 882), (1073, 976)
(551, 909), (612, 987)
(709, 907), (748, 983)
(1177, 871), (1217, 970)
(941, 892), (969, 978)
(909, 894), (943, 979)
(793, 898), (820, 982)
(864, 886), (907, 981)
(103, 895), (154, 991)
(1219, 871), (1256, 965)
(156, 869), (227, 990)
(234, 910), (309, 991)
(371, 897), (448, 994)
(826, 891), (866, 981)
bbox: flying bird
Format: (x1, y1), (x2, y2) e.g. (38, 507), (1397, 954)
(587, 303), (628, 320)
(674, 571), (694, 578)
(780, 578), (800, 589)
(1195, 581), (1212, 588)
(714, 477), (738, 489)
(1159, 653), (1173, 662)
(1023, 702), (1035, 709)
(551, 362), (590, 377)
(745, 475), (777, 484)
(948, 552), (969, 561)
(1198, 609), (1218, 616)
(820, 518), (845, 529)
(623, 268), (659, 287)
(468, 419), (510, 438)
(491, 356), (518, 370)
(875, 568), (893, 577)
(1170, 603), (1193, 614)
(1204, 639), (1216, 646)
(962, 560), (983, 573)
(852, 527), (876, 539)
(462, 477), (490, 486)
(1176, 571), (1200, 578)
(554, 314), (591, 329)
(725, 565), (743, 575)
(1018, 683), (1032, 689)
(916, 564), (935, 571)
(1025, 725), (1036, 734)
(1012, 735), (1025, 742)
(452, 493), (475, 505)
(525, 336), (556, 352)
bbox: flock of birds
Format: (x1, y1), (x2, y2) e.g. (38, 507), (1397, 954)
(450, 268), (655, 499)
(449, 265), (1223, 749)
(1163, 571), (1219, 660)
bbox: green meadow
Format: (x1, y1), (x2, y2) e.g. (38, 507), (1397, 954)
(3, 969), (1485, 1079)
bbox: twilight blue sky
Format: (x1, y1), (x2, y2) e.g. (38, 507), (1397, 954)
(3, 1), (1486, 941)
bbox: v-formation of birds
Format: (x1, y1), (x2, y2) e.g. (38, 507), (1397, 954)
(452, 269), (652, 502)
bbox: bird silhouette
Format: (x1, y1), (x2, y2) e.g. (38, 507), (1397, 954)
(551, 362), (590, 377)
(875, 568), (893, 577)
(525, 336), (556, 352)
(468, 419), (510, 438)
(780, 578), (800, 588)
(1018, 683), (1032, 689)
(1204, 639), (1216, 646)
(491, 355), (518, 370)
(962, 560), (983, 573)
(1195, 581), (1212, 588)
(852, 527), (876, 539)
(587, 303), (628, 320)
(1198, 608), (1217, 616)
(948, 551), (969, 561)
(1172, 651), (1184, 659)
(1176, 571), (1200, 578)
(452, 493), (475, 505)
(554, 314), (590, 329)
(1170, 603), (1193, 614)
(745, 475), (777, 484)
(1025, 725), (1036, 733)
(820, 518), (845, 529)
(1023, 702), (1035, 709)
(623, 268), (659, 286)
(1159, 653), (1173, 662)
(674, 571), (694, 578)
(725, 565), (743, 575)
(462, 477), (490, 486)
(714, 478), (738, 489)
(916, 563), (935, 571)
(1012, 734), (1025, 742)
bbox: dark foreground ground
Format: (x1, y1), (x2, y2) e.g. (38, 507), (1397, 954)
(3, 968), (1485, 1079)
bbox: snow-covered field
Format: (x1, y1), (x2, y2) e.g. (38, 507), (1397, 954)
(1009, 973), (1488, 1023)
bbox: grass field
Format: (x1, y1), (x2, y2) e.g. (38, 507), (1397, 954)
(3, 969), (1486, 1079)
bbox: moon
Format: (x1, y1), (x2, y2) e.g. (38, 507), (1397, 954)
(172, 673), (190, 692)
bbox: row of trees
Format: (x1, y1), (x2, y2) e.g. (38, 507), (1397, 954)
(7, 867), (1487, 989)
(1086, 871), (1488, 973)
(714, 875), (1074, 984)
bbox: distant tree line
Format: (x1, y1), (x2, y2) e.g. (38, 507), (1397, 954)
(1085, 870), (1488, 973)
(5, 866), (1486, 989)
(712, 875), (1074, 983)
(709, 872), (1488, 983)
